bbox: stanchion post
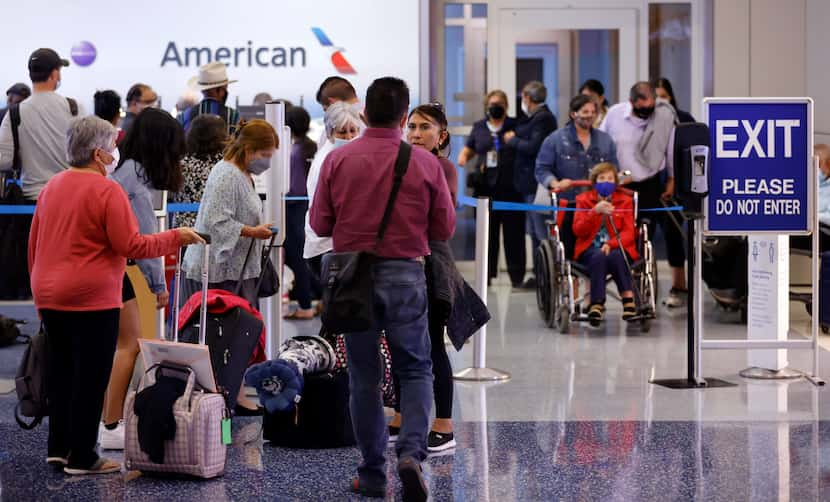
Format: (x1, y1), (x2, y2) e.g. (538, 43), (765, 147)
(454, 197), (510, 382)
(264, 102), (288, 359)
(693, 218), (705, 385)
(155, 191), (168, 340)
(808, 155), (823, 385)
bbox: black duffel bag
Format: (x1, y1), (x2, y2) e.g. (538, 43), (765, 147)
(263, 370), (355, 448)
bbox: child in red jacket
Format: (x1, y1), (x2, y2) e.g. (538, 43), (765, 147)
(572, 163), (638, 325)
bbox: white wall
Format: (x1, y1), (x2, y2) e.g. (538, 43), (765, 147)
(806, 0), (830, 145)
(1, 0), (422, 119)
(713, 0), (827, 145)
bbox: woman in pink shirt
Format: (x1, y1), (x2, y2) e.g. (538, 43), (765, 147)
(28, 116), (204, 475)
(387, 102), (459, 453)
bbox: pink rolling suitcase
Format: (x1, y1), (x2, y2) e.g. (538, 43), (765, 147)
(124, 234), (229, 478)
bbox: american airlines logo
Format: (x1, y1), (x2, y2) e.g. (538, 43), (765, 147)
(311, 27), (356, 74)
(158, 27), (356, 73)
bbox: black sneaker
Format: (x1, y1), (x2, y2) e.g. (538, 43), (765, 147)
(397, 457), (428, 502)
(427, 431), (456, 453)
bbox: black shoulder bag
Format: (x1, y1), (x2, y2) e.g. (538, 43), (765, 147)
(238, 231), (280, 299)
(320, 141), (412, 333)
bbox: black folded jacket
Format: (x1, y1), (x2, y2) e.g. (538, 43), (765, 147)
(134, 375), (187, 464)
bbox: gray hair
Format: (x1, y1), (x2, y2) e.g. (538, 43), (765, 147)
(522, 81), (547, 104)
(324, 101), (363, 138)
(66, 116), (117, 166)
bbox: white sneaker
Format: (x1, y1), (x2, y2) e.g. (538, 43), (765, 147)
(663, 288), (688, 308)
(99, 421), (125, 450)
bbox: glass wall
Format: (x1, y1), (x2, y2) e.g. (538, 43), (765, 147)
(649, 3), (693, 115)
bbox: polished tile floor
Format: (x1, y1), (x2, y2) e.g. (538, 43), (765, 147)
(1, 263), (829, 501)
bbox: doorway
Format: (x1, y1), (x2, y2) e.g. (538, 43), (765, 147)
(492, 8), (638, 118)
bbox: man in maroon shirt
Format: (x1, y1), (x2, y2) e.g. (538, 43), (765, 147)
(311, 77), (455, 501)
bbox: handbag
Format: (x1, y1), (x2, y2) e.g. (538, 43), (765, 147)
(238, 232), (279, 298)
(320, 141), (412, 333)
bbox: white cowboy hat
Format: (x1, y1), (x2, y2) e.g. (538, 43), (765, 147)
(188, 62), (238, 91)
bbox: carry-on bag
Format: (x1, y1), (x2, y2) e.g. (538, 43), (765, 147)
(176, 229), (274, 410)
(262, 370), (356, 449)
(178, 301), (263, 411)
(124, 235), (229, 478)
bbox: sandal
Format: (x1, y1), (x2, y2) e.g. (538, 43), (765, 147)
(622, 298), (637, 320)
(64, 458), (121, 475)
(46, 456), (68, 468)
(587, 303), (605, 327)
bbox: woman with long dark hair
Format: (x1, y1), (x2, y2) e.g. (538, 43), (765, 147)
(387, 102), (458, 453)
(171, 114), (228, 228)
(101, 108), (186, 449)
(653, 77), (695, 123)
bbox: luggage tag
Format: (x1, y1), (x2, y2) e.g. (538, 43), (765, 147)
(221, 408), (232, 445)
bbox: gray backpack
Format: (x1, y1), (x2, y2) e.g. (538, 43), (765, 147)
(14, 327), (47, 430)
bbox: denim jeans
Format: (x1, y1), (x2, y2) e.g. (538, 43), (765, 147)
(343, 259), (433, 485)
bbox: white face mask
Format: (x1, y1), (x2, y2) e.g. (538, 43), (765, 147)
(333, 137), (352, 149)
(105, 147), (120, 175)
(521, 100), (530, 116)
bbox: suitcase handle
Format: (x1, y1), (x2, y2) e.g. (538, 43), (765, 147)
(171, 235), (211, 344)
(138, 362), (197, 402)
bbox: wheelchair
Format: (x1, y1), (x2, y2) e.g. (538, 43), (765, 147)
(535, 180), (658, 333)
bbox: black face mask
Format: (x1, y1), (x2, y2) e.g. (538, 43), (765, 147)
(632, 105), (655, 119)
(487, 105), (506, 120)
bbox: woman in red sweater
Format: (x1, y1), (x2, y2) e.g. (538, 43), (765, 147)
(28, 116), (204, 475)
(572, 162), (638, 325)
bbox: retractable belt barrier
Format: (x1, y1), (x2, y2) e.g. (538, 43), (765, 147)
(0, 195), (682, 215)
(0, 196), (312, 215)
(456, 194), (684, 214)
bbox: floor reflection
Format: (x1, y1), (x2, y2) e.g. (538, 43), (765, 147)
(3, 417), (825, 501)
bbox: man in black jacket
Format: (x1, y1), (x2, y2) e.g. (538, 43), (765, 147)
(504, 81), (557, 288)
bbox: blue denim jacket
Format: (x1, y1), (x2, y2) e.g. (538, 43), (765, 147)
(535, 123), (618, 199)
(110, 159), (167, 294)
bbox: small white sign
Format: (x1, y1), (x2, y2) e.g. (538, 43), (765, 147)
(747, 235), (790, 370)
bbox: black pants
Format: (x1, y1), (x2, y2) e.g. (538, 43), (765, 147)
(41, 308), (120, 469)
(285, 201), (315, 309)
(627, 174), (686, 268)
(0, 210), (33, 299)
(393, 309), (453, 420)
(489, 209), (527, 286)
(791, 226), (830, 253)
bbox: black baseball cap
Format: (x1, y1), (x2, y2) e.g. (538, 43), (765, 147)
(6, 83), (31, 98)
(28, 48), (69, 73)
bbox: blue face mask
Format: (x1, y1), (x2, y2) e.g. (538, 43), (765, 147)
(595, 181), (616, 198)
(333, 137), (352, 149)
